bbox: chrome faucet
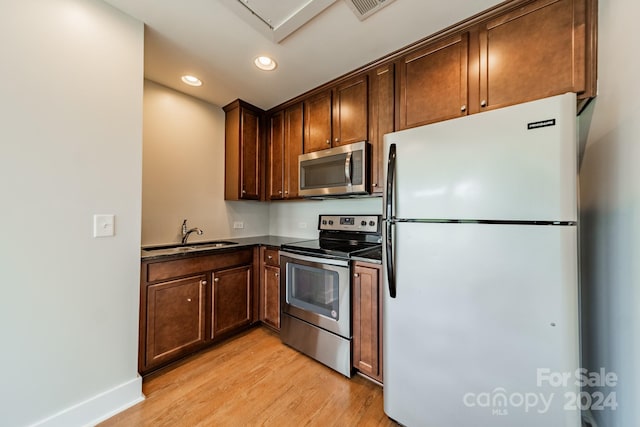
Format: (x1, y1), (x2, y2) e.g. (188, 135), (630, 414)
(181, 219), (203, 245)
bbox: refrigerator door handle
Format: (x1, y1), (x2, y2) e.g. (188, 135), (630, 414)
(385, 143), (397, 298)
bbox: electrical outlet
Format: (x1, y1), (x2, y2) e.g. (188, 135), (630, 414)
(93, 214), (115, 237)
(233, 221), (244, 229)
(299, 222), (307, 229)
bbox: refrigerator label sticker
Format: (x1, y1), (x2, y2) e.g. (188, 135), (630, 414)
(527, 119), (556, 130)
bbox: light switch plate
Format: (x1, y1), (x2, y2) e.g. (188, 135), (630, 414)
(94, 214), (115, 237)
(233, 221), (244, 229)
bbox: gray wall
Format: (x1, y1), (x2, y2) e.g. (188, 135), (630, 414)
(579, 0), (640, 425)
(0, 1), (144, 425)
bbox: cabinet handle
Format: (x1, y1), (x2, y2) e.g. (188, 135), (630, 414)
(214, 278), (219, 282)
(284, 190), (289, 195)
(200, 280), (207, 286)
(461, 105), (467, 112)
(480, 100), (487, 107)
(372, 183), (377, 187)
(267, 255), (273, 260)
(326, 139), (330, 145)
(187, 298), (192, 302)
(275, 273), (279, 277)
(278, 190), (282, 194)
(242, 190), (246, 194)
(334, 138), (339, 143)
(354, 273), (360, 278)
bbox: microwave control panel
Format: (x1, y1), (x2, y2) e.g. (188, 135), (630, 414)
(318, 215), (380, 233)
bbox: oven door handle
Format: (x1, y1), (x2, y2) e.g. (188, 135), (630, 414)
(280, 251), (350, 268)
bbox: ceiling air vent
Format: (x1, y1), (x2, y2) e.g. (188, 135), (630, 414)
(344, 0), (397, 21)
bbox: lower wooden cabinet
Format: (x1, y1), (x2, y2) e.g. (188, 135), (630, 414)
(139, 248), (255, 374)
(145, 275), (207, 369)
(259, 246), (281, 331)
(352, 262), (383, 382)
(212, 265), (252, 337)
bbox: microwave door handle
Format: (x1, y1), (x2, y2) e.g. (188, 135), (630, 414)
(344, 152), (352, 184)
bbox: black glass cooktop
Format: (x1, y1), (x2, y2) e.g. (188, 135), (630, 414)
(281, 238), (379, 259)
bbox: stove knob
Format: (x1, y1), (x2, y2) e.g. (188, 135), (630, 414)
(360, 220), (367, 226)
(369, 221), (376, 226)
(328, 220), (334, 225)
(322, 220), (327, 225)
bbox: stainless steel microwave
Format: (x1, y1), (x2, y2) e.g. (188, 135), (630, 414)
(298, 141), (370, 197)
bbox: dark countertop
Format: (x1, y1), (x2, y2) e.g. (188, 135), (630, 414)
(350, 245), (382, 264)
(141, 235), (308, 261)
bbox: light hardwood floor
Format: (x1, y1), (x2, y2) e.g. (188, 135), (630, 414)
(100, 327), (398, 426)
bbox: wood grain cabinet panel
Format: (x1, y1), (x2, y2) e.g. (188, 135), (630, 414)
(268, 103), (303, 200)
(262, 265), (281, 330)
(397, 33), (469, 130)
(333, 75), (368, 146)
(268, 110), (285, 199)
(352, 262), (383, 382)
(259, 246), (280, 330)
(304, 90), (333, 153)
(477, 0), (592, 112)
(368, 62), (395, 193)
(212, 265), (252, 337)
(145, 275), (207, 369)
(224, 99), (264, 200)
(140, 249), (257, 374)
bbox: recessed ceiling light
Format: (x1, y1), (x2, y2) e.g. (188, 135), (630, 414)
(254, 56), (277, 71)
(181, 75), (203, 87)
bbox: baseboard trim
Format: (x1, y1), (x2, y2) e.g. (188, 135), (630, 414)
(30, 376), (144, 427)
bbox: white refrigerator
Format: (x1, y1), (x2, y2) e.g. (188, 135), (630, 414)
(382, 93), (581, 426)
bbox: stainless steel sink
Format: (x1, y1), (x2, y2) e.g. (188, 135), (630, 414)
(143, 241), (238, 253)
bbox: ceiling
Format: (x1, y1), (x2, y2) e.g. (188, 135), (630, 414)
(102, 0), (504, 110)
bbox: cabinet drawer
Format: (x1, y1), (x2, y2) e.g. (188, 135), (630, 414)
(263, 248), (279, 266)
(146, 249), (253, 282)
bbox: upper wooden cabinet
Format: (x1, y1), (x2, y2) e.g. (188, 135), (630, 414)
(473, 0), (595, 113)
(397, 0), (596, 129)
(333, 75), (369, 147)
(397, 33), (469, 129)
(303, 90), (333, 153)
(303, 74), (369, 153)
(268, 103), (303, 200)
(224, 99), (264, 200)
(368, 62), (395, 193)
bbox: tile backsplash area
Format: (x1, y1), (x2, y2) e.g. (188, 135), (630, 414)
(269, 197), (383, 239)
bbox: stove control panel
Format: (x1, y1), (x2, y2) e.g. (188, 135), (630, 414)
(318, 215), (380, 233)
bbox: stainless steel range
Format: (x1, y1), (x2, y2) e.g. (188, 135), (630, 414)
(280, 214), (382, 377)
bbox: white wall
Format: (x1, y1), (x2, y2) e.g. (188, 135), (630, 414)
(578, 0), (640, 425)
(0, 1), (144, 426)
(142, 80), (270, 245)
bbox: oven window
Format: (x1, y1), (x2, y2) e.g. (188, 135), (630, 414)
(287, 263), (340, 320)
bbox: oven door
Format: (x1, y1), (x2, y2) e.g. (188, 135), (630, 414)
(280, 251), (350, 338)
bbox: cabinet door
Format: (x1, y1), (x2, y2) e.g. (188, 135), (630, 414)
(397, 33), (469, 130)
(284, 103), (303, 198)
(303, 90), (332, 153)
(240, 107), (261, 199)
(268, 110), (285, 200)
(369, 63), (395, 193)
(212, 265), (252, 337)
(477, 0), (588, 112)
(262, 265), (281, 330)
(352, 263), (382, 382)
(145, 275), (207, 368)
(333, 75), (368, 147)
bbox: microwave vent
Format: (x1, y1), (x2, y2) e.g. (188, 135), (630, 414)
(344, 0), (396, 21)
